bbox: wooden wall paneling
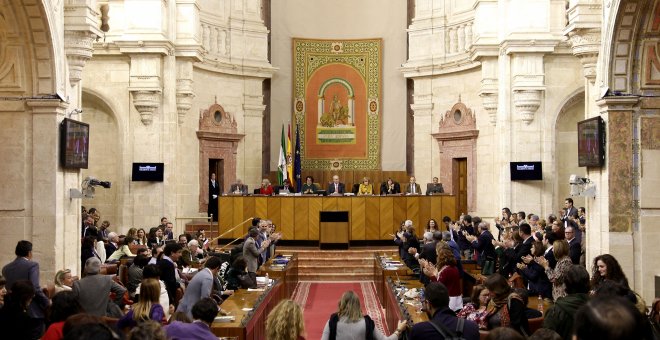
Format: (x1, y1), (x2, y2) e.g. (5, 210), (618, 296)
(243, 197), (256, 233)
(294, 198), (309, 240)
(393, 198), (407, 229)
(365, 197), (381, 239)
(430, 195), (443, 222)
(351, 197), (366, 240)
(231, 197), (244, 238)
(267, 198), (282, 235)
(255, 197), (269, 232)
(322, 197), (338, 211)
(442, 195), (458, 220)
(280, 198), (295, 240)
(335, 197), (352, 241)
(379, 197), (394, 239)
(418, 196), (432, 231)
(307, 197), (322, 240)
(218, 196), (234, 235)
(406, 196), (421, 235)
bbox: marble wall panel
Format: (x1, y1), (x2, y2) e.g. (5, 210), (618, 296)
(607, 111), (633, 232)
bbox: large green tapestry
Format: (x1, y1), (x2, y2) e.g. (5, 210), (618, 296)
(293, 38), (382, 170)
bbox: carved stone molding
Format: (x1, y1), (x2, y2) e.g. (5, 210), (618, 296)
(513, 89), (542, 124)
(567, 28), (601, 82)
(64, 30), (97, 84)
(176, 91), (195, 124)
(131, 90), (161, 125)
(480, 92), (498, 125)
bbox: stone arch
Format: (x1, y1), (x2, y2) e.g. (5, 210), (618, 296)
(80, 89), (125, 230)
(552, 89), (586, 211)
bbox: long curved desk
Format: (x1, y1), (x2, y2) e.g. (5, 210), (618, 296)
(217, 194), (457, 241)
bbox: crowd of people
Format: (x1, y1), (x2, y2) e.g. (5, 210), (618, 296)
(0, 209), (287, 339)
(389, 198), (659, 339)
(1, 199), (659, 340)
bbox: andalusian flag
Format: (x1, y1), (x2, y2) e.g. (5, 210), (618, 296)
(287, 124), (294, 189)
(278, 125), (287, 185)
(294, 124), (302, 190)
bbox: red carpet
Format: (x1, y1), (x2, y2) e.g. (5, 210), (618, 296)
(292, 282), (388, 339)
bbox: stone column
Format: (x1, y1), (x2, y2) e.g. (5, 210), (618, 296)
(592, 96), (639, 292)
(26, 100), (82, 280)
(411, 77), (434, 182)
(242, 78), (266, 186)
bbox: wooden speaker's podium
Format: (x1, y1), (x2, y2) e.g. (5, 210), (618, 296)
(319, 211), (349, 250)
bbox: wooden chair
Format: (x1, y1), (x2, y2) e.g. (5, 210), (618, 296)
(528, 316), (544, 334)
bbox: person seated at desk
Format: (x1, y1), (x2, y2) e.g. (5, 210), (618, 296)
(106, 236), (136, 263)
(327, 175), (345, 195)
(228, 179), (248, 195)
(165, 298), (219, 340)
(225, 256), (257, 290)
(357, 177), (373, 196)
(380, 178), (400, 195)
(259, 178), (274, 195)
(404, 176), (422, 195)
(276, 178), (295, 194)
(180, 240), (206, 268)
(301, 176), (319, 194)
(426, 176), (444, 195)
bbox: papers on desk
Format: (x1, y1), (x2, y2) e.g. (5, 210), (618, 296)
(256, 276), (273, 285)
(247, 288), (265, 292)
(241, 308), (253, 311)
(383, 260), (404, 270)
(182, 267), (198, 274)
(214, 316), (235, 323)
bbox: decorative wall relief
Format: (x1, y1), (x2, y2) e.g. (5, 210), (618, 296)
(293, 38), (382, 170)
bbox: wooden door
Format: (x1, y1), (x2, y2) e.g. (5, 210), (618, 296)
(453, 158), (468, 215)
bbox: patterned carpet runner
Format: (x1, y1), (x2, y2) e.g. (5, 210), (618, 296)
(291, 281), (388, 339)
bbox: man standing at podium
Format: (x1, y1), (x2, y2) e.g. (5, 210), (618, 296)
(208, 173), (220, 222)
(327, 175), (345, 195)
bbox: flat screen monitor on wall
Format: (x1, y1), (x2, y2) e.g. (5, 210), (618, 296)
(510, 162), (543, 181)
(132, 163), (164, 182)
(60, 118), (89, 169)
(577, 116), (605, 167)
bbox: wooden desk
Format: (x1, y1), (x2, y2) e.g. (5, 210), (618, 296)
(218, 195), (457, 241)
(257, 254), (298, 299)
(373, 254), (413, 306)
(211, 282), (283, 340)
(383, 277), (429, 334)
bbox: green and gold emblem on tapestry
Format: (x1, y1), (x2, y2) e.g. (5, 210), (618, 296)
(292, 38), (382, 170)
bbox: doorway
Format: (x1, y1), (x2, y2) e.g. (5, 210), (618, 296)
(209, 159), (224, 193)
(453, 158), (468, 215)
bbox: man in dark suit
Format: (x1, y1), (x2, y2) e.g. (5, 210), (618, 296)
(380, 178), (400, 195)
(228, 179), (248, 195)
(562, 197), (578, 222)
(467, 222), (496, 264)
(275, 178), (294, 194)
(409, 282), (479, 340)
(158, 243), (183, 305)
(327, 175), (345, 195)
(543, 231), (558, 269)
(1, 240), (50, 338)
(426, 176), (444, 195)
(208, 173), (220, 221)
(565, 226), (581, 264)
(404, 176), (422, 195)
(516, 223), (534, 263)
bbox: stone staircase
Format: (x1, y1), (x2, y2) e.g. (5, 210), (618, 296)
(279, 247), (399, 281)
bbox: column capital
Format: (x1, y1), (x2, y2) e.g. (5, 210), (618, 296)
(596, 96), (640, 113)
(26, 99), (69, 114)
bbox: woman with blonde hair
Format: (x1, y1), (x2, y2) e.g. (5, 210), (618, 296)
(358, 177), (373, 195)
(266, 299), (306, 340)
(53, 269), (74, 294)
(321, 291), (407, 340)
(536, 239), (572, 300)
(118, 278), (165, 331)
(136, 228), (148, 246)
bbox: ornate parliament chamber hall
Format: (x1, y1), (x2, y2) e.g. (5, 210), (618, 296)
(1, 0), (660, 339)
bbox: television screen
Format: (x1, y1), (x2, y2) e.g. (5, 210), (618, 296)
(510, 162), (543, 181)
(577, 117), (605, 167)
(132, 163), (164, 182)
(60, 118), (89, 169)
